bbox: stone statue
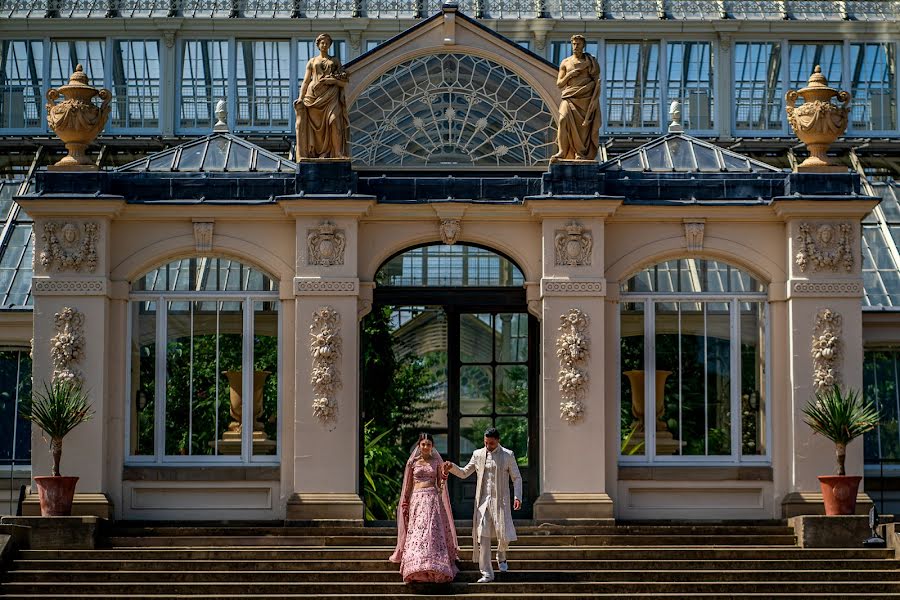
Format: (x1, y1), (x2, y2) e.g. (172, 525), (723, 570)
(785, 65), (851, 172)
(294, 33), (350, 160)
(45, 64), (111, 170)
(551, 35), (601, 162)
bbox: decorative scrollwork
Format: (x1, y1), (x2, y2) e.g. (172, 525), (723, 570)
(554, 222), (592, 266)
(40, 221), (99, 273)
(812, 308), (841, 391)
(556, 308), (590, 424)
(51, 306), (85, 386)
(307, 221), (346, 267)
(310, 306), (342, 428)
(795, 222), (853, 273)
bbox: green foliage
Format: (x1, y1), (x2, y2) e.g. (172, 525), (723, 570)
(362, 420), (404, 521)
(20, 379), (93, 441)
(803, 386), (880, 475)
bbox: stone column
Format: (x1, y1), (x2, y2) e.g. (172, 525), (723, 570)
(775, 199), (877, 516)
(19, 196), (125, 518)
(281, 199), (373, 521)
(526, 199), (620, 521)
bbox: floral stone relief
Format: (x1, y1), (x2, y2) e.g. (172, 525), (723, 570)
(812, 308), (842, 391)
(309, 306), (342, 428)
(556, 308), (590, 424)
(795, 222), (853, 273)
(40, 221), (99, 273)
(51, 306), (85, 386)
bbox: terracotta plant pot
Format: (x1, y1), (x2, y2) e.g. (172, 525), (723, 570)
(818, 475), (861, 515)
(33, 476), (79, 516)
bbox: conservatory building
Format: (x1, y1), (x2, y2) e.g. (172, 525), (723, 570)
(0, 1), (898, 522)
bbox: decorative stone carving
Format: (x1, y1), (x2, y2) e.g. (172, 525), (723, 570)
(33, 279), (106, 295)
(440, 219), (461, 245)
(551, 35), (601, 163)
(45, 65), (111, 170)
(51, 306), (85, 385)
(791, 280), (864, 298)
(213, 100), (228, 133)
(294, 33), (349, 160)
(684, 221), (705, 252)
(193, 222), (214, 253)
(795, 222), (853, 273)
(812, 308), (842, 391)
(309, 306), (342, 428)
(541, 279), (605, 296)
(554, 222), (592, 266)
(40, 221), (99, 273)
(785, 66), (851, 172)
(295, 278), (358, 295)
(556, 308), (590, 424)
(307, 221), (346, 266)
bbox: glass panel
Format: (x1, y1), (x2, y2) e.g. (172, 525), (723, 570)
(788, 43), (842, 105)
(133, 257), (276, 292)
(236, 41), (291, 129)
(377, 245), (524, 287)
(864, 351), (900, 463)
(734, 42), (783, 131)
(202, 137), (229, 171)
(0, 181), (20, 221)
(705, 302), (732, 456)
(459, 365), (492, 416)
(459, 416), (491, 465)
(850, 43), (896, 131)
(0, 350), (32, 467)
(298, 39), (347, 73)
(177, 142), (206, 171)
(666, 138), (695, 170)
(0, 40), (43, 130)
(255, 153), (278, 171)
(667, 41), (714, 130)
(741, 302), (765, 456)
(655, 302), (685, 456)
(606, 41), (661, 130)
(226, 142), (252, 170)
(460, 314), (492, 363)
(496, 416), (528, 466)
(623, 259), (764, 295)
(49, 40), (105, 88)
(0, 223), (33, 308)
(180, 40), (228, 131)
(620, 301), (646, 456)
(252, 301), (278, 456)
(693, 144), (720, 171)
(721, 152), (750, 172)
(644, 142), (671, 169)
(496, 365), (528, 414)
(148, 152), (175, 171)
(111, 40), (161, 130)
(495, 313), (528, 362)
(550, 40), (599, 67)
(129, 301), (156, 456)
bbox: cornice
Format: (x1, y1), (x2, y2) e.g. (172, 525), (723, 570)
(525, 198), (623, 219)
(279, 198), (375, 218)
(772, 198), (880, 220)
(15, 196), (125, 218)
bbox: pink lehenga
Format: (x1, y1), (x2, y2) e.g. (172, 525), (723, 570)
(389, 448), (459, 583)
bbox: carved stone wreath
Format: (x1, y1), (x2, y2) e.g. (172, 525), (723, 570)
(51, 306), (85, 386)
(812, 308), (842, 391)
(554, 222), (592, 266)
(40, 221), (99, 273)
(556, 308), (590, 424)
(795, 222), (853, 273)
(309, 306), (342, 428)
(307, 222), (346, 267)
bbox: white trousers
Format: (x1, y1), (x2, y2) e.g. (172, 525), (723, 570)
(478, 514), (506, 580)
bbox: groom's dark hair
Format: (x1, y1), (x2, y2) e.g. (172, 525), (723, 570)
(484, 427), (500, 440)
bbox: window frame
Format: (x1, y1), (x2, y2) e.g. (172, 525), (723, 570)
(863, 347), (900, 476)
(618, 277), (770, 466)
(125, 283), (281, 466)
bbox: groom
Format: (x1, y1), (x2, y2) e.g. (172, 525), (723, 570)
(443, 427), (522, 583)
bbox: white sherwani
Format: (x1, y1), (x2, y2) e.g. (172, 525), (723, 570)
(450, 445), (523, 563)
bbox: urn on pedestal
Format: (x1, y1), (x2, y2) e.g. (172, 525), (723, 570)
(45, 64), (111, 171)
(785, 66), (851, 173)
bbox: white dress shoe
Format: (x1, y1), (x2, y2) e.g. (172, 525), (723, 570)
(498, 561), (509, 572)
(476, 575), (494, 583)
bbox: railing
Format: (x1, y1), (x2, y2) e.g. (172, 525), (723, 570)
(4, 0), (898, 19)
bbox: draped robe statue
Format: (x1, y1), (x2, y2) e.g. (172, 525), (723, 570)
(551, 35), (601, 162)
(294, 33), (350, 160)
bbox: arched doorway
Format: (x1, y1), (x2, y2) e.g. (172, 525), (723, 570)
(361, 243), (538, 519)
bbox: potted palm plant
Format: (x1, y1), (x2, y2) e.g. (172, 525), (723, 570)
(802, 385), (879, 515)
(20, 379), (94, 516)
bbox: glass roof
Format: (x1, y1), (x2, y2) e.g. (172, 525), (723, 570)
(116, 133), (296, 173)
(863, 180), (900, 308)
(0, 179), (33, 309)
(601, 133), (782, 173)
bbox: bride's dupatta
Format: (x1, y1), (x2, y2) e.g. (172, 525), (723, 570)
(389, 445), (458, 563)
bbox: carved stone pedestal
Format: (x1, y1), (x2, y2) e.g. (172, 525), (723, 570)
(297, 159), (356, 195)
(541, 161), (602, 196)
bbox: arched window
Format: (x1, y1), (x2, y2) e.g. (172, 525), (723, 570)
(376, 244), (524, 288)
(619, 258), (768, 464)
(350, 53), (556, 167)
(128, 257), (279, 464)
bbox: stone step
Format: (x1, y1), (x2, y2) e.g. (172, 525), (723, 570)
(16, 558), (899, 571)
(8, 568), (900, 584)
(21, 547), (894, 561)
(3, 581), (899, 595)
(105, 534), (798, 547)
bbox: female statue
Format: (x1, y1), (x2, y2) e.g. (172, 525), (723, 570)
(294, 33), (349, 160)
(551, 34), (601, 162)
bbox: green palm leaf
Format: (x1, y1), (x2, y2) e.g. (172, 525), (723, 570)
(802, 385), (879, 475)
(19, 379), (94, 476)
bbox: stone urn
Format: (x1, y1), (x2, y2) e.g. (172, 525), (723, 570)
(223, 370), (271, 440)
(45, 64), (111, 170)
(623, 370), (671, 432)
(785, 65), (851, 172)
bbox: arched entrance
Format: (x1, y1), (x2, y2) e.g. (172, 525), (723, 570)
(361, 243), (538, 519)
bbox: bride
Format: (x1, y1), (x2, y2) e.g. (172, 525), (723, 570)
(390, 433), (459, 583)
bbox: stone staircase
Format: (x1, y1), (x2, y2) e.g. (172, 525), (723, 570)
(2, 522), (898, 598)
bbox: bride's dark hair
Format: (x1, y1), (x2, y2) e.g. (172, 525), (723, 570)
(418, 432), (435, 443)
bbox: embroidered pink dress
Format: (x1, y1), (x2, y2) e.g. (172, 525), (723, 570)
(390, 456), (459, 583)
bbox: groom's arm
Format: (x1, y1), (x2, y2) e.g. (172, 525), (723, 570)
(507, 452), (523, 507)
(448, 453), (477, 479)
